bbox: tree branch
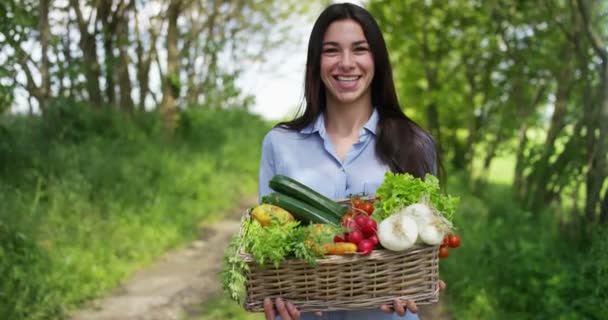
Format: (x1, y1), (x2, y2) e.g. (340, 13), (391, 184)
(576, 0), (608, 61)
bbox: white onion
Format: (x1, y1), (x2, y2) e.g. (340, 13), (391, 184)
(403, 203), (434, 226)
(403, 203), (447, 245)
(378, 213), (418, 251)
(418, 223), (445, 245)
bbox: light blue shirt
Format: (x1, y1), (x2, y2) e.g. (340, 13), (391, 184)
(258, 108), (422, 320)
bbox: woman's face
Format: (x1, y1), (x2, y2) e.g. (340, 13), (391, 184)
(320, 19), (375, 107)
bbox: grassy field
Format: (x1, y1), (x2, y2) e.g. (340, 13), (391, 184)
(0, 106), (270, 320)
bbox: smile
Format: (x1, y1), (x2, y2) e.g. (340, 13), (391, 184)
(334, 75), (361, 81)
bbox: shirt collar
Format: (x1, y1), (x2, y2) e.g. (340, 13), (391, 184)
(299, 107), (379, 136)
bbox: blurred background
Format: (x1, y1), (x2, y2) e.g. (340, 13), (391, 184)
(1, 0), (606, 319)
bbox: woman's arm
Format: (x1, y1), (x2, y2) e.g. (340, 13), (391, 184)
(258, 132), (276, 202)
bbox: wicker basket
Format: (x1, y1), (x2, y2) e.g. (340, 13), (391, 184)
(240, 201), (440, 313)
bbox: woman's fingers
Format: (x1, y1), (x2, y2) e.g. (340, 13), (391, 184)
(379, 303), (393, 314)
(393, 299), (406, 316)
(286, 300), (301, 319)
(275, 297), (291, 320)
(263, 298), (276, 320)
(405, 299), (417, 313)
(439, 279), (446, 290)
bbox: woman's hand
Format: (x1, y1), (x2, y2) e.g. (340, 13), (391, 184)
(263, 297), (323, 320)
(379, 280), (446, 316)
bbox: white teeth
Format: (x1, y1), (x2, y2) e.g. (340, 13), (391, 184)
(336, 76), (359, 81)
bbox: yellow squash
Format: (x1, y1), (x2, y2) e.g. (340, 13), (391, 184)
(251, 204), (295, 226)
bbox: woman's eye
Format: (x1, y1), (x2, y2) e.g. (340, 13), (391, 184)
(322, 48), (339, 54)
(354, 46), (369, 52)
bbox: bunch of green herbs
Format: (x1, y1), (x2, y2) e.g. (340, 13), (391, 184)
(221, 217), (332, 303)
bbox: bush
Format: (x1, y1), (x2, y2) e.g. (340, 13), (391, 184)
(441, 176), (607, 320)
(0, 102), (271, 319)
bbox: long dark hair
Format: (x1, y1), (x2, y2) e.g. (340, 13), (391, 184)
(278, 3), (439, 178)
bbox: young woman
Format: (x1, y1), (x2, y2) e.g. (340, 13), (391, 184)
(258, 3), (444, 320)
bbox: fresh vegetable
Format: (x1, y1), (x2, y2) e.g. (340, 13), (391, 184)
(269, 175), (347, 219)
(402, 203), (450, 245)
(377, 213), (418, 251)
(357, 239), (374, 255)
(221, 218), (324, 303)
(360, 217), (377, 238)
(321, 242), (358, 255)
(251, 204), (295, 226)
(374, 172), (459, 223)
(262, 192), (340, 226)
(447, 234), (461, 248)
(438, 245), (450, 258)
(368, 234), (379, 246)
(347, 229), (364, 244)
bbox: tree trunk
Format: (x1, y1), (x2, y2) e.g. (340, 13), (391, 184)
(577, 0), (608, 224)
(98, 0), (116, 106)
(38, 0), (51, 112)
(117, 2), (134, 112)
(513, 121), (529, 198)
(160, 0), (182, 133)
(601, 182), (608, 224)
(70, 0), (103, 108)
(134, 10), (159, 110)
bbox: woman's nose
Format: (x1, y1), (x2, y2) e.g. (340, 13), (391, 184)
(338, 51), (355, 69)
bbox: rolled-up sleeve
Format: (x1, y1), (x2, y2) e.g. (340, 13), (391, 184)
(258, 132), (276, 202)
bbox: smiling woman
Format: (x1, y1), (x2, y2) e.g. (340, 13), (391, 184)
(257, 2), (442, 320)
(320, 20), (375, 109)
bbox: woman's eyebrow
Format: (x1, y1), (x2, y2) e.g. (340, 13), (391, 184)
(322, 40), (369, 46)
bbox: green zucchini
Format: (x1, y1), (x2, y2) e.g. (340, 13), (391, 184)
(269, 175), (347, 219)
(261, 192), (340, 227)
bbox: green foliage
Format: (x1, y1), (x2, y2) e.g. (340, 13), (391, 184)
(440, 174), (608, 319)
(221, 219), (327, 303)
(0, 101), (271, 319)
(193, 295), (263, 320)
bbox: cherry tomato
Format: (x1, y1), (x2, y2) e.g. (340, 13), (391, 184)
(438, 245), (449, 259)
(448, 234), (461, 248)
(361, 202), (374, 215)
(351, 198), (362, 208)
(442, 235), (449, 246)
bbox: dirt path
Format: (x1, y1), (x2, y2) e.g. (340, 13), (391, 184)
(69, 196), (450, 320)
(69, 197), (256, 320)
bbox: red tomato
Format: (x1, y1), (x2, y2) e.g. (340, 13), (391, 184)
(448, 234), (461, 248)
(438, 245), (449, 259)
(360, 219), (377, 238)
(333, 235), (345, 243)
(357, 239), (374, 255)
(442, 235), (449, 246)
(347, 230), (364, 244)
(361, 202), (374, 215)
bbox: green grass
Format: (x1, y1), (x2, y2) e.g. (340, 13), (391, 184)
(191, 295), (264, 320)
(0, 105), (270, 319)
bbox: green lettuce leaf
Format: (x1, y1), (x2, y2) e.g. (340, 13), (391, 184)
(374, 172), (459, 223)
